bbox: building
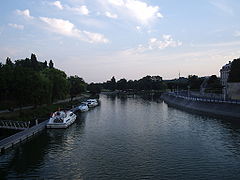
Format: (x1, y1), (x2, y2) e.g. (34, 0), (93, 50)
(220, 61), (232, 87)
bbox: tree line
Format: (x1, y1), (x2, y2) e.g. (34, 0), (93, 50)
(87, 74), (223, 94)
(0, 54), (86, 109)
(88, 75), (167, 93)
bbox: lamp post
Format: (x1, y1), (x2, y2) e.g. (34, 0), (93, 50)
(187, 85), (190, 98)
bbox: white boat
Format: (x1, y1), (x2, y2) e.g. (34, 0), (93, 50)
(46, 110), (77, 129)
(78, 102), (89, 112)
(86, 99), (98, 107)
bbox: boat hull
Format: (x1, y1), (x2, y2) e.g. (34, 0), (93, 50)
(46, 114), (76, 129)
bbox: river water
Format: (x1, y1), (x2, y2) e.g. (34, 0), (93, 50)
(1, 94), (240, 179)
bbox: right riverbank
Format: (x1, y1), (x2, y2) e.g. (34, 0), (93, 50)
(161, 93), (240, 121)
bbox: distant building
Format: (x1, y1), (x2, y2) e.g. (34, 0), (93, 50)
(220, 61), (232, 87)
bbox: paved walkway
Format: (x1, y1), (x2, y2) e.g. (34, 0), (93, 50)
(0, 95), (88, 114)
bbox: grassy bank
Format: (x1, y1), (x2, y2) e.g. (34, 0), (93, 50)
(0, 93), (91, 122)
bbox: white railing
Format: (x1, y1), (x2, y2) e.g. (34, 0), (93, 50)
(166, 92), (240, 105)
(0, 120), (30, 130)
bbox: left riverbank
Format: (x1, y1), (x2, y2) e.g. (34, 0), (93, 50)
(0, 93), (93, 154)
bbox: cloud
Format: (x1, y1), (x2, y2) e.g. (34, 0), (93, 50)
(16, 9), (33, 19)
(39, 17), (108, 43)
(49, 1), (89, 15)
(123, 35), (182, 55)
(51, 1), (63, 10)
(8, 23), (24, 30)
(66, 5), (89, 15)
(105, 11), (118, 19)
(149, 35), (182, 50)
(106, 0), (163, 24)
(210, 0), (234, 15)
(108, 0), (124, 6)
(234, 30), (240, 37)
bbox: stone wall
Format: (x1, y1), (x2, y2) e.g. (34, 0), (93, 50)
(161, 93), (240, 120)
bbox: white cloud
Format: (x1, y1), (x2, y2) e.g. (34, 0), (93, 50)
(234, 30), (240, 37)
(210, 0), (234, 15)
(123, 34), (182, 55)
(49, 1), (89, 15)
(39, 17), (108, 43)
(16, 9), (33, 19)
(106, 0), (163, 24)
(66, 5), (89, 15)
(8, 23), (24, 30)
(51, 1), (64, 10)
(149, 35), (182, 50)
(108, 0), (124, 6)
(105, 11), (118, 19)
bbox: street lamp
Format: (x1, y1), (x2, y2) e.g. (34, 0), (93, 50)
(187, 85), (190, 98)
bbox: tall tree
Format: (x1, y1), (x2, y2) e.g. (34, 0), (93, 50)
(228, 58), (240, 82)
(43, 68), (69, 102)
(68, 76), (86, 101)
(49, 60), (54, 69)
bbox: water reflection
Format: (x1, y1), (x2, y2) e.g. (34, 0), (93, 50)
(1, 95), (240, 179)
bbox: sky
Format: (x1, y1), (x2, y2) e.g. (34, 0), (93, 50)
(0, 0), (240, 83)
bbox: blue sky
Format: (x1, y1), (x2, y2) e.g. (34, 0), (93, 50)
(0, 0), (240, 82)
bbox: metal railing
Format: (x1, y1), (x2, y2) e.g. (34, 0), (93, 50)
(166, 91), (240, 105)
(0, 120), (30, 130)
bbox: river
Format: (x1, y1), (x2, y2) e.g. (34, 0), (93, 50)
(1, 94), (240, 179)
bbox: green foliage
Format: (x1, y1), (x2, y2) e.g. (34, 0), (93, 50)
(205, 75), (222, 90)
(42, 68), (69, 102)
(116, 78), (127, 90)
(49, 60), (54, 69)
(102, 75), (166, 92)
(188, 75), (204, 90)
(87, 83), (102, 94)
(228, 58), (240, 82)
(68, 75), (86, 100)
(0, 54), (85, 110)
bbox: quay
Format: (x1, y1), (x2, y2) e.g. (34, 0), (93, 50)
(0, 107), (79, 155)
(162, 92), (240, 120)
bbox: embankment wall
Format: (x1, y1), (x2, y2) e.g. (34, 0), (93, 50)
(162, 94), (240, 121)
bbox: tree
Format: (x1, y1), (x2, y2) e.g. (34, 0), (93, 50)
(228, 58), (240, 82)
(116, 78), (127, 90)
(43, 68), (69, 102)
(87, 83), (101, 94)
(49, 60), (54, 69)
(206, 75), (222, 90)
(6, 57), (13, 66)
(43, 60), (48, 68)
(68, 76), (86, 101)
(188, 75), (203, 90)
(31, 53), (37, 62)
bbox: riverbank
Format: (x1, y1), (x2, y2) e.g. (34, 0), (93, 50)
(0, 93), (91, 123)
(0, 93), (94, 155)
(161, 93), (240, 121)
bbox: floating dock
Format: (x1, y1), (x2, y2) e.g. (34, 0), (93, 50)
(0, 120), (48, 155)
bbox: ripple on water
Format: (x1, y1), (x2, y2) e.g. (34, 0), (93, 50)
(1, 95), (240, 180)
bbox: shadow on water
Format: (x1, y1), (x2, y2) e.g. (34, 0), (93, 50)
(0, 112), (87, 179)
(1, 95), (240, 179)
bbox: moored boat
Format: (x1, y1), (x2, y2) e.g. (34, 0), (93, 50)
(86, 99), (98, 107)
(46, 110), (77, 129)
(78, 102), (89, 112)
